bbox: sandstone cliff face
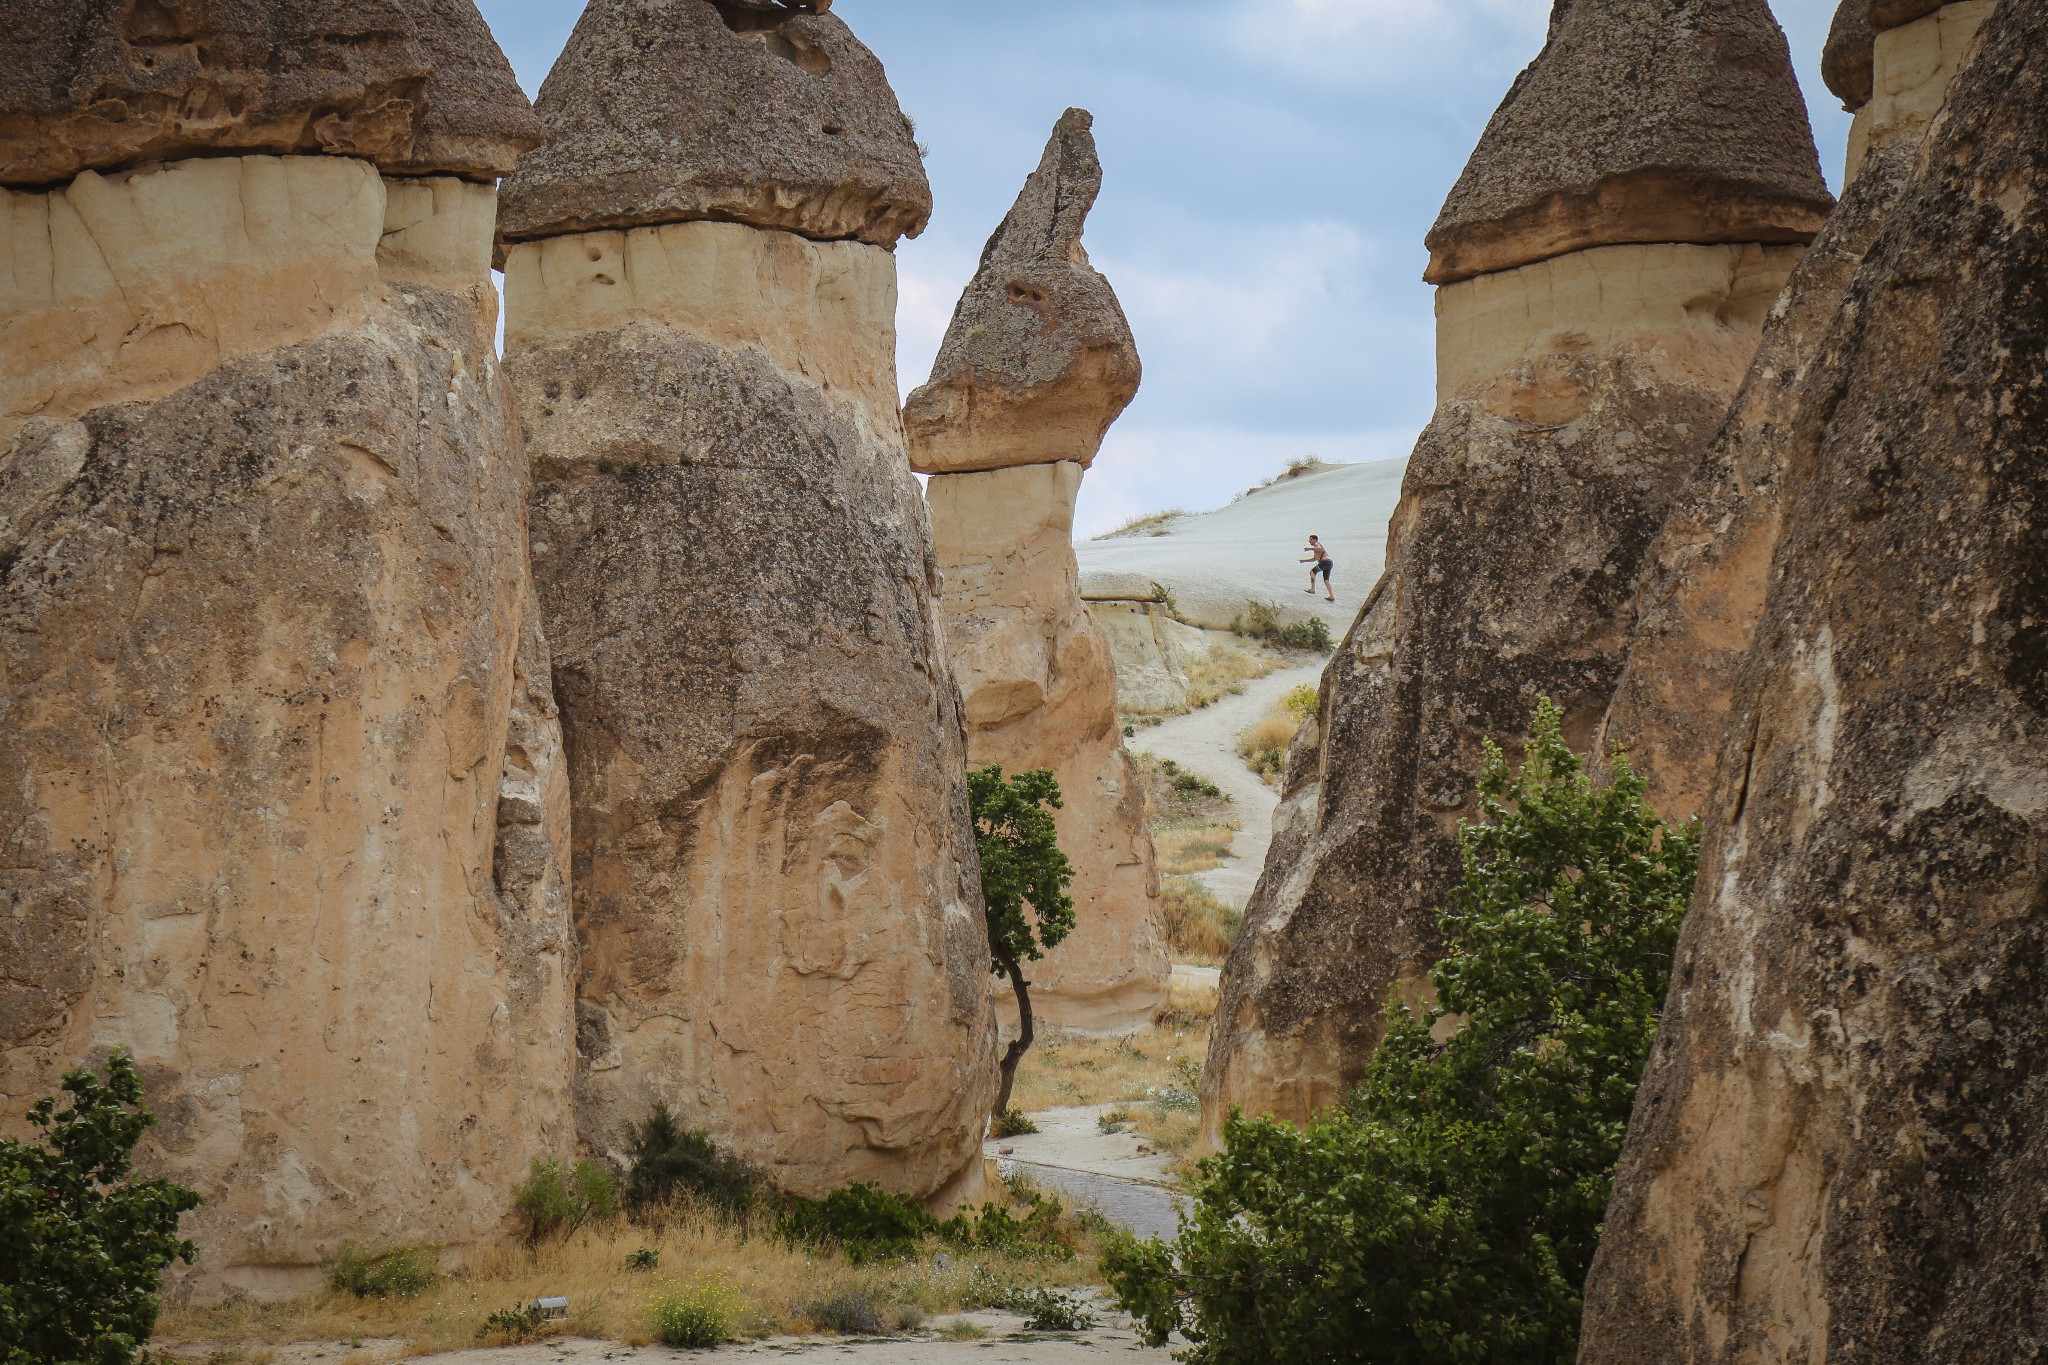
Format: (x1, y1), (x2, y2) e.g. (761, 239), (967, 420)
(1597, 0), (1993, 825)
(499, 0), (997, 1200)
(1200, 0), (1826, 1144)
(906, 111), (1166, 1035)
(0, 4), (573, 1298)
(1579, 5), (2048, 1357)
(1844, 0), (1995, 184)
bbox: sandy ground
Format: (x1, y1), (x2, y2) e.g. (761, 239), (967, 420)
(1076, 458), (1403, 630)
(1133, 661), (1323, 907)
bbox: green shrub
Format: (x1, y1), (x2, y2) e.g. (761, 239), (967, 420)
(477, 1302), (555, 1345)
(513, 1157), (616, 1241)
(625, 1247), (660, 1271)
(779, 1183), (936, 1264)
(327, 1243), (438, 1300)
(946, 1193), (1072, 1259)
(802, 1289), (889, 1336)
(1011, 1288), (1096, 1332)
(649, 1283), (736, 1348)
(0, 1050), (202, 1365)
(1283, 684), (1319, 722)
(624, 1106), (762, 1219)
(989, 1109), (1038, 1138)
(1106, 700), (1700, 1364)
(1231, 600), (1333, 653)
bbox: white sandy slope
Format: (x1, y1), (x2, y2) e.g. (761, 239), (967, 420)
(1075, 458), (1406, 630)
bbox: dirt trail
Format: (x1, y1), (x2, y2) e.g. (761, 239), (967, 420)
(1133, 661), (1323, 907)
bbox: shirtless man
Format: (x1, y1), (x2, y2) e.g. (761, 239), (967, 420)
(1302, 535), (1334, 602)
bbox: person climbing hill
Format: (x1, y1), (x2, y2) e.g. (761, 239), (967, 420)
(1301, 535), (1335, 602)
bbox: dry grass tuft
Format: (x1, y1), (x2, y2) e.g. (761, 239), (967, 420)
(1154, 826), (1234, 874)
(1162, 878), (1242, 965)
(1093, 508), (1189, 539)
(1010, 1019), (1212, 1114)
(1236, 696), (1306, 787)
(156, 1198), (1095, 1358)
(1184, 640), (1285, 709)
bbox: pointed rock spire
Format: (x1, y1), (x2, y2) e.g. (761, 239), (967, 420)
(0, 0), (539, 187)
(497, 0), (929, 249)
(903, 108), (1140, 475)
(1825, 0), (1877, 110)
(1424, 0), (1833, 284)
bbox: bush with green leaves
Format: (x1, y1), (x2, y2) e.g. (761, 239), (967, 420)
(649, 1283), (737, 1348)
(802, 1288), (890, 1336)
(513, 1156), (617, 1241)
(1230, 600), (1333, 654)
(1105, 700), (1700, 1364)
(989, 1109), (1039, 1138)
(968, 765), (1076, 1124)
(0, 1050), (201, 1365)
(624, 1105), (763, 1219)
(328, 1243), (438, 1300)
(779, 1182), (936, 1264)
(477, 1302), (556, 1345)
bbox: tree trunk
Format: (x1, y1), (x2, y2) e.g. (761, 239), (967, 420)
(991, 954), (1034, 1126)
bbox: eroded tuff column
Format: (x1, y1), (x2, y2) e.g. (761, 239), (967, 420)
(0, 1), (575, 1296)
(1597, 0), (1994, 824)
(1580, 5), (2048, 1358)
(903, 111), (1166, 1035)
(1199, 0), (1831, 1144)
(498, 0), (997, 1200)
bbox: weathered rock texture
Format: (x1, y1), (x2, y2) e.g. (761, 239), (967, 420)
(1824, 0), (1876, 112)
(0, 0), (541, 186)
(1423, 0), (1833, 284)
(1597, 0), (1994, 825)
(903, 110), (1142, 475)
(495, 0), (927, 251)
(499, 0), (996, 1200)
(1201, 0), (1825, 1145)
(906, 111), (1166, 1034)
(1844, 0), (1995, 185)
(1580, 5), (2048, 1358)
(0, 5), (573, 1299)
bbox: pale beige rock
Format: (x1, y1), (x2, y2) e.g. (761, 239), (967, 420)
(503, 217), (998, 1200)
(1844, 0), (1994, 184)
(0, 155), (384, 448)
(1435, 242), (1805, 405)
(927, 463), (1169, 1033)
(0, 155), (574, 1297)
(1082, 601), (1211, 717)
(502, 219), (900, 435)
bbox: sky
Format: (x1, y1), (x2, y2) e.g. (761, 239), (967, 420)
(476, 0), (1855, 539)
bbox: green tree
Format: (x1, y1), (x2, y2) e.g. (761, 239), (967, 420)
(968, 765), (1076, 1126)
(0, 1050), (202, 1365)
(1105, 700), (1699, 1364)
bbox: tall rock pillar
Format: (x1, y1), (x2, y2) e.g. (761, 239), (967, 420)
(1580, 5), (2048, 1357)
(497, 0), (998, 1200)
(1199, 0), (1831, 1144)
(0, 0), (575, 1295)
(1599, 0), (2002, 828)
(904, 110), (1167, 1035)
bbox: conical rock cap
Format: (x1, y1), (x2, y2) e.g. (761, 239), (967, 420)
(497, 0), (928, 249)
(0, 0), (538, 187)
(904, 108), (1139, 475)
(1424, 0), (1833, 284)
(1824, 0), (1876, 110)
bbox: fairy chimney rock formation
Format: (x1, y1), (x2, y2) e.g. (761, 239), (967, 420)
(1201, 0), (1828, 1144)
(1844, 0), (1997, 184)
(498, 0), (998, 1200)
(1824, 0), (1877, 112)
(904, 111), (1166, 1032)
(1581, 4), (2048, 1357)
(0, 0), (576, 1297)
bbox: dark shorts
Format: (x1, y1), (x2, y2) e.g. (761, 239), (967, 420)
(1316, 559), (1333, 580)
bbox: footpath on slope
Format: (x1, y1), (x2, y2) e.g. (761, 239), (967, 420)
(1133, 661), (1325, 909)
